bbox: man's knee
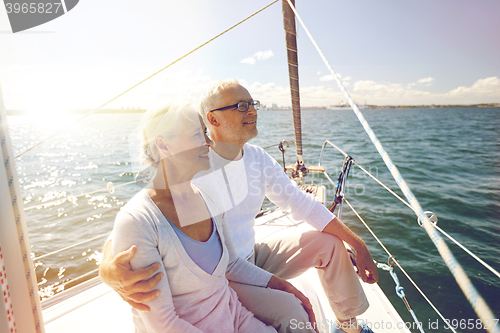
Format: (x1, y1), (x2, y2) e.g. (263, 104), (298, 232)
(301, 230), (342, 248)
(298, 231), (344, 263)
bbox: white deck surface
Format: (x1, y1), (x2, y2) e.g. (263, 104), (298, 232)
(43, 208), (411, 333)
(43, 281), (134, 333)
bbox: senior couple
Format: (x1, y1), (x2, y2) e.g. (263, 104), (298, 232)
(101, 79), (378, 333)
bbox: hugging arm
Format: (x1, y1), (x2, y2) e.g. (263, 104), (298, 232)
(99, 240), (163, 311)
(110, 211), (203, 332)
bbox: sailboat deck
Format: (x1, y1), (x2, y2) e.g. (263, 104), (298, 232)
(43, 207), (410, 333)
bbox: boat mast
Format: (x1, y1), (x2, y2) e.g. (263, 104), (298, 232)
(282, 0), (308, 180)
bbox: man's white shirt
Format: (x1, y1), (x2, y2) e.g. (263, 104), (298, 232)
(192, 143), (335, 259)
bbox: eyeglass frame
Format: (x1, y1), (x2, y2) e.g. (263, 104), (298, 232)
(209, 100), (260, 113)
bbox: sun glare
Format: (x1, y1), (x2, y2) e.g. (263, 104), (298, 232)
(25, 107), (75, 132)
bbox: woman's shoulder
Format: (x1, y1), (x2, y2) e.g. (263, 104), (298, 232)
(116, 190), (160, 228)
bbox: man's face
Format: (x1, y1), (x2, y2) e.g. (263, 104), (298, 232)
(208, 84), (258, 147)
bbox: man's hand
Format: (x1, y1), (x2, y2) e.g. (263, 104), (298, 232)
(99, 240), (163, 312)
(355, 246), (378, 284)
(266, 275), (318, 333)
(322, 217), (379, 284)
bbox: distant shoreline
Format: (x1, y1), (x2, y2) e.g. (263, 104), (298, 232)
(6, 103), (500, 115)
(361, 103), (500, 110)
(266, 103), (500, 110)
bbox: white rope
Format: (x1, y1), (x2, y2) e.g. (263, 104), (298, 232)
(432, 224), (500, 279)
(283, 1), (499, 330)
(355, 154), (500, 280)
(24, 179), (137, 212)
(33, 233), (108, 261)
(344, 198), (457, 333)
(320, 140), (500, 279)
(0, 244), (17, 333)
(359, 162), (500, 279)
(59, 268), (99, 290)
(353, 162), (414, 211)
(355, 161), (500, 279)
(377, 263), (425, 333)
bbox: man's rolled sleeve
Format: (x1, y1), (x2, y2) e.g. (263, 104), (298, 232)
(304, 202), (335, 231)
(262, 151), (335, 231)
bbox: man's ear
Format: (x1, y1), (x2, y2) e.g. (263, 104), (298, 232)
(155, 137), (169, 159)
(206, 112), (220, 127)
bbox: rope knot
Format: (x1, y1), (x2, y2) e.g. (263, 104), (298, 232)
(395, 285), (405, 298)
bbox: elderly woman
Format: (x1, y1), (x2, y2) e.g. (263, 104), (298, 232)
(110, 100), (281, 332)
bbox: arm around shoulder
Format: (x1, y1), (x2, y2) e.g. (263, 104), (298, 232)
(99, 239), (163, 312)
(109, 211), (203, 332)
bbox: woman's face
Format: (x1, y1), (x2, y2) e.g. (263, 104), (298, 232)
(162, 109), (211, 174)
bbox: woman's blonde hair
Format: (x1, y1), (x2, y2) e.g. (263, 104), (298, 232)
(140, 100), (197, 167)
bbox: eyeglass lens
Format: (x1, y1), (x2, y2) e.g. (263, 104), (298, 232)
(237, 101), (260, 112)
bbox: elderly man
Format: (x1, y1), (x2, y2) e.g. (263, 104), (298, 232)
(100, 80), (377, 333)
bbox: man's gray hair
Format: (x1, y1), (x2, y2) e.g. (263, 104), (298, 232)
(199, 79), (240, 118)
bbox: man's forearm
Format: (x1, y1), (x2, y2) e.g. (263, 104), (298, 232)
(321, 217), (366, 251)
(322, 216), (379, 283)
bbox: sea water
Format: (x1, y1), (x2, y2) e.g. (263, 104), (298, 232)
(7, 107), (500, 333)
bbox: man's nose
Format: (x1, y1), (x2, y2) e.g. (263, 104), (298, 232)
(246, 105), (257, 115)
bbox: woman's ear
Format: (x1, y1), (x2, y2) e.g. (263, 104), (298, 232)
(155, 137), (169, 159)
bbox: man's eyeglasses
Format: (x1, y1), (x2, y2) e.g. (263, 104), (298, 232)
(209, 100), (260, 113)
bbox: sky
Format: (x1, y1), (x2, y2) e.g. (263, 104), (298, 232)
(0, 0), (499, 112)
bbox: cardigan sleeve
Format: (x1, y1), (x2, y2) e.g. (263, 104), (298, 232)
(111, 210), (203, 333)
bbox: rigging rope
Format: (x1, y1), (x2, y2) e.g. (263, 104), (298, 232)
(328, 155), (353, 219)
(319, 140), (500, 279)
(284, 1), (499, 329)
(344, 198), (457, 333)
(33, 233), (108, 261)
(14, 0), (279, 160)
(355, 162), (500, 280)
(377, 262), (425, 333)
(58, 268), (99, 290)
(24, 179), (137, 212)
